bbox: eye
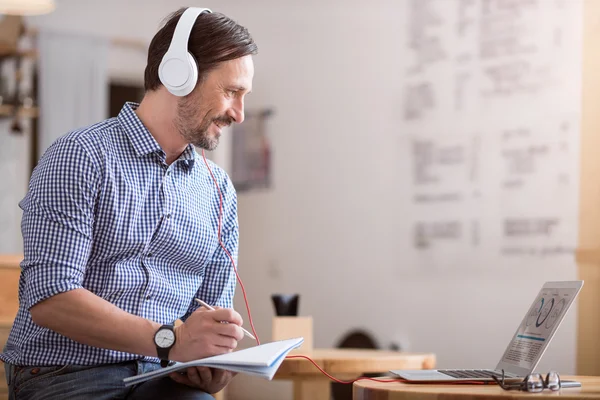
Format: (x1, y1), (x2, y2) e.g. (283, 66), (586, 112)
(226, 89), (237, 97)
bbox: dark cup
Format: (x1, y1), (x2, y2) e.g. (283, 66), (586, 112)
(271, 294), (299, 316)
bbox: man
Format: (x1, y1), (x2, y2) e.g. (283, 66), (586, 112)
(1, 7), (257, 400)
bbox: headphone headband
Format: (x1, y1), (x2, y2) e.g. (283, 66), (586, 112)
(159, 7), (212, 97)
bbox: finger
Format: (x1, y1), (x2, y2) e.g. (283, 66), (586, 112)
(209, 368), (224, 386)
(210, 344), (234, 356)
(211, 368), (230, 383)
(211, 308), (243, 326)
(215, 323), (244, 341)
(169, 372), (193, 387)
(233, 326), (244, 342)
(197, 366), (212, 383)
(186, 366), (204, 387)
(214, 345), (234, 354)
(213, 335), (238, 350)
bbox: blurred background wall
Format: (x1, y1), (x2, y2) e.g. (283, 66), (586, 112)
(0, 1), (586, 399)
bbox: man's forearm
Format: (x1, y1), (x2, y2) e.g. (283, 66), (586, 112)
(30, 288), (161, 357)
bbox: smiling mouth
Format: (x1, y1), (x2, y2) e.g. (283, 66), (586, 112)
(211, 122), (225, 135)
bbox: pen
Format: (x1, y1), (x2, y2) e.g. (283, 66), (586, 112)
(194, 298), (256, 340)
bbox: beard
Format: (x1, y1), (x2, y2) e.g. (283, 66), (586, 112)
(175, 96), (233, 151)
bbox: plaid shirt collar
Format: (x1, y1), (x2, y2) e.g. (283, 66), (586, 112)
(117, 101), (197, 169)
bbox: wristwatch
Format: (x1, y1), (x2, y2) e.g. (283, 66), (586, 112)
(154, 324), (176, 367)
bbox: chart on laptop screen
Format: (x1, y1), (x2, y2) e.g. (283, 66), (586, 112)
(500, 286), (578, 369)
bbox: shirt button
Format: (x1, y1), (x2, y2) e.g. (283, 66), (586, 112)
(167, 170), (171, 175)
(146, 295), (152, 300)
(147, 253), (153, 258)
(165, 214), (172, 219)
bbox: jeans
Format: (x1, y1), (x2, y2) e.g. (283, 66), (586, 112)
(4, 361), (215, 400)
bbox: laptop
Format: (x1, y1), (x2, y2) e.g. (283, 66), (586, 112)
(391, 281), (584, 382)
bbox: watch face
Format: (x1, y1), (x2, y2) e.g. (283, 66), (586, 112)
(155, 328), (175, 348)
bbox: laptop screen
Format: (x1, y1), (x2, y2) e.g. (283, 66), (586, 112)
(497, 282), (582, 374)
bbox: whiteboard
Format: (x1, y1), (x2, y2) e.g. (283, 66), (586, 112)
(401, 0), (582, 270)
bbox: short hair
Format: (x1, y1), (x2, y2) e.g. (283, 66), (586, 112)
(144, 8), (258, 92)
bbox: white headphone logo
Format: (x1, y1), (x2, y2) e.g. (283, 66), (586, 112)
(158, 7), (212, 97)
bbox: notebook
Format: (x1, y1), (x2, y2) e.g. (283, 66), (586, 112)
(123, 337), (304, 386)
(391, 281), (583, 382)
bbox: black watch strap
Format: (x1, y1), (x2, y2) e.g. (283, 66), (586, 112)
(154, 324), (175, 368)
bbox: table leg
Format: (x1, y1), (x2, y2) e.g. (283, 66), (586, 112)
(293, 378), (331, 400)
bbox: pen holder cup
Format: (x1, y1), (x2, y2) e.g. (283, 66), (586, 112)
(271, 316), (313, 355)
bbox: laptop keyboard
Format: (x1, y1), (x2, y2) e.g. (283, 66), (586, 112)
(438, 369), (504, 379)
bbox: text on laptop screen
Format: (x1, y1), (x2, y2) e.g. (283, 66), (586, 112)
(499, 286), (578, 370)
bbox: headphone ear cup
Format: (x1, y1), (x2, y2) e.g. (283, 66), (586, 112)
(158, 7), (211, 97)
(158, 51), (198, 97)
(183, 51), (199, 96)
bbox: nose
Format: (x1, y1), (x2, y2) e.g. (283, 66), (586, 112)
(228, 97), (245, 124)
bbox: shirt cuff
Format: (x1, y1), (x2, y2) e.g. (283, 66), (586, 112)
(22, 264), (84, 310)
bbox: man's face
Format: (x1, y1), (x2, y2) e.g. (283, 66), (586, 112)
(175, 55), (254, 151)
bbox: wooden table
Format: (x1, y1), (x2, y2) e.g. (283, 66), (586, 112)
(273, 349), (436, 400)
(353, 376), (600, 399)
(0, 255), (20, 400)
(0, 254), (21, 267)
(0, 318), (13, 400)
(0, 255), (19, 328)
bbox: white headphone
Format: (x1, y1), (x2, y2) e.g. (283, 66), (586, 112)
(158, 7), (212, 97)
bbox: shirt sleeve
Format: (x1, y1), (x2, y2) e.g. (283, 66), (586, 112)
(181, 172), (239, 320)
(19, 138), (99, 310)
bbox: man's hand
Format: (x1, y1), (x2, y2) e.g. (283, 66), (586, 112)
(169, 307), (244, 362)
(169, 367), (236, 394)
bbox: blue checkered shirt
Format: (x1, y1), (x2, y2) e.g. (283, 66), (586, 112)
(0, 102), (239, 366)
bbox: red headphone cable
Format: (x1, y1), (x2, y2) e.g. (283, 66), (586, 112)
(201, 150), (486, 387)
